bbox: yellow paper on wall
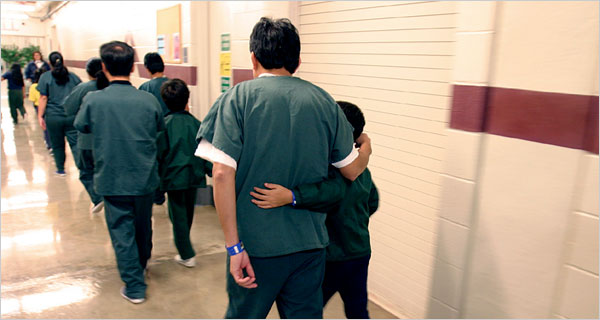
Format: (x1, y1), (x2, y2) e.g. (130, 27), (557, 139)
(220, 52), (231, 77)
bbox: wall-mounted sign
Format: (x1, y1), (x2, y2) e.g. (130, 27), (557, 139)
(221, 33), (231, 51)
(156, 4), (181, 64)
(220, 52), (231, 77)
(221, 76), (230, 92)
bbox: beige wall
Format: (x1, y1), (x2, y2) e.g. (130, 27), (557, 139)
(430, 1), (599, 319)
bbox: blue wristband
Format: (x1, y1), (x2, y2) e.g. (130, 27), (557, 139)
(291, 190), (297, 207)
(226, 241), (244, 256)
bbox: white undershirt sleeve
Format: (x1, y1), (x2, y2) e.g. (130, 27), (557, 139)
(331, 145), (359, 168)
(195, 139), (237, 170)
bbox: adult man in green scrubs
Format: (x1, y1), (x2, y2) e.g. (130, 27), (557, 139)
(74, 41), (165, 304)
(195, 17), (372, 318)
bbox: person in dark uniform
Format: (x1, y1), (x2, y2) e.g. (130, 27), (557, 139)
(195, 17), (372, 319)
(74, 41), (165, 304)
(139, 52), (169, 205)
(156, 78), (213, 268)
(37, 51), (82, 176)
(64, 57), (109, 214)
(251, 101), (379, 319)
(1, 63), (26, 124)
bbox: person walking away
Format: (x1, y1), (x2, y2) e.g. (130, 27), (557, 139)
(64, 57), (109, 214)
(37, 51), (82, 176)
(74, 41), (165, 304)
(1, 63), (27, 124)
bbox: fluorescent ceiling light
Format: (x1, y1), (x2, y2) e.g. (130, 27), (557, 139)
(1, 13), (29, 20)
(2, 4), (36, 12)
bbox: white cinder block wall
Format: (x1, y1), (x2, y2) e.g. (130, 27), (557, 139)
(295, 2), (458, 318)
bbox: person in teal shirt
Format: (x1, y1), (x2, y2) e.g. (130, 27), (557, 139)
(195, 17), (372, 319)
(139, 52), (169, 205)
(156, 78), (213, 268)
(251, 101), (379, 319)
(74, 41), (165, 304)
(64, 57), (109, 213)
(36, 51), (82, 176)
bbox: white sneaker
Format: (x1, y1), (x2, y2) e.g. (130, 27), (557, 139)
(174, 255), (196, 268)
(91, 201), (104, 214)
(120, 286), (145, 304)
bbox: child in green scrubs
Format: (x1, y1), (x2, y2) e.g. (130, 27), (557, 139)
(1, 63), (26, 124)
(156, 78), (212, 268)
(195, 17), (372, 319)
(74, 41), (165, 304)
(139, 52), (169, 205)
(64, 58), (109, 214)
(251, 101), (379, 319)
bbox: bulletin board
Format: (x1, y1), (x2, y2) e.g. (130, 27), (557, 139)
(156, 4), (181, 64)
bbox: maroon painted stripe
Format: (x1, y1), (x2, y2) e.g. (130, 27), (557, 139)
(232, 68), (254, 86)
(450, 84), (598, 153)
(135, 63), (197, 86)
(63, 59), (197, 86)
(449, 84), (488, 132)
(64, 60), (87, 69)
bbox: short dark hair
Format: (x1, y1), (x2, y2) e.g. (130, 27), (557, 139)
(143, 52), (164, 74)
(250, 17), (300, 74)
(100, 41), (134, 76)
(337, 101), (365, 141)
(161, 78), (189, 112)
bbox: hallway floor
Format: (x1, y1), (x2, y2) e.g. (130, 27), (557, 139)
(0, 82), (395, 319)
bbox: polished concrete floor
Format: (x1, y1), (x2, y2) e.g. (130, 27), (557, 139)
(0, 82), (395, 319)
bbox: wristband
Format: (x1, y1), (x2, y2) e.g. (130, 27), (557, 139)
(226, 241), (244, 256)
(291, 190), (297, 207)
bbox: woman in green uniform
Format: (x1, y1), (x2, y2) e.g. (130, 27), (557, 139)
(37, 51), (82, 176)
(64, 58), (109, 213)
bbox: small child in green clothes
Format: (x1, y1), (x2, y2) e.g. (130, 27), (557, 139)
(157, 78), (213, 268)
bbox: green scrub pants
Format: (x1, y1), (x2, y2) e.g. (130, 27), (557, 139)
(167, 188), (197, 260)
(8, 89), (26, 124)
(225, 248), (326, 319)
(76, 149), (102, 205)
(45, 114), (78, 172)
(103, 193), (153, 300)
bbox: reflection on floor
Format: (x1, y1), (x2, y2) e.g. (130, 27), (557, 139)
(0, 84), (395, 319)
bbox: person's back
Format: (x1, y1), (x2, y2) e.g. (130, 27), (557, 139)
(83, 85), (162, 195)
(209, 75), (351, 257)
(38, 71), (81, 117)
(139, 52), (169, 116)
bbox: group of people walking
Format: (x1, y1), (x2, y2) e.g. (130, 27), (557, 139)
(6, 16), (380, 319)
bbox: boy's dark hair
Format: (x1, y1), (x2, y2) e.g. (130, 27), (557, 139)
(144, 52), (165, 74)
(337, 101), (365, 141)
(160, 78), (189, 112)
(86, 57), (109, 90)
(49, 51), (69, 85)
(33, 67), (46, 84)
(250, 17), (300, 74)
(10, 63), (24, 87)
(100, 41), (135, 76)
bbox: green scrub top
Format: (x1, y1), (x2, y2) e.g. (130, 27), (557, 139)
(157, 110), (212, 191)
(292, 168), (379, 261)
(64, 80), (98, 150)
(37, 71), (82, 117)
(74, 81), (165, 196)
(197, 76), (355, 258)
(139, 77), (169, 116)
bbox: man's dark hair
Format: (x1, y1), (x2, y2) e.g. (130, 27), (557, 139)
(249, 17), (300, 74)
(337, 101), (365, 141)
(143, 52), (165, 74)
(100, 41), (135, 76)
(161, 78), (189, 112)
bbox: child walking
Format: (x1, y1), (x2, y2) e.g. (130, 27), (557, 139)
(250, 101), (379, 319)
(157, 78), (212, 267)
